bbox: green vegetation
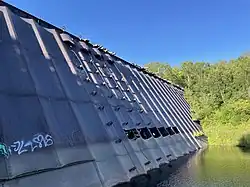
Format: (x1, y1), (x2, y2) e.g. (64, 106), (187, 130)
(144, 57), (250, 146)
(238, 133), (250, 148)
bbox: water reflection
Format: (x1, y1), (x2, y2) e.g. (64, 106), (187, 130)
(239, 147), (250, 154)
(158, 146), (250, 187)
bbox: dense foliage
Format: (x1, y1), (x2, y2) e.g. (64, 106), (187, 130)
(144, 57), (250, 146)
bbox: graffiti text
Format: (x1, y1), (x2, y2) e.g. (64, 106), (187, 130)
(0, 133), (54, 158)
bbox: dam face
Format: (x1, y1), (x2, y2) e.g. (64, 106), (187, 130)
(0, 2), (205, 187)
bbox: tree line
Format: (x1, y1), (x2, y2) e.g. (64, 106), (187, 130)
(144, 57), (250, 146)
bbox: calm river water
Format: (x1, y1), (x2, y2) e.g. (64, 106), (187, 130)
(158, 146), (250, 187)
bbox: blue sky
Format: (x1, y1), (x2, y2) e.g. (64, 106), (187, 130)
(4, 0), (250, 66)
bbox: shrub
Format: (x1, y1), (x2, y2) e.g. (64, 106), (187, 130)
(238, 133), (250, 148)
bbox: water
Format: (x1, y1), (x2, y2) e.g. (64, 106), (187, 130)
(158, 146), (250, 187)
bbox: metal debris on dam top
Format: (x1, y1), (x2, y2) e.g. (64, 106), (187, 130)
(0, 1), (206, 187)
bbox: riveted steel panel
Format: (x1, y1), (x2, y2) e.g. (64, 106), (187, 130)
(95, 156), (129, 187)
(39, 98), (93, 164)
(0, 12), (36, 95)
(0, 95), (59, 178)
(12, 19), (65, 98)
(0, 2), (205, 185)
(3, 162), (102, 187)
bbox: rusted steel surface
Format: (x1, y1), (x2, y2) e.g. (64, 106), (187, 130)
(0, 1), (204, 187)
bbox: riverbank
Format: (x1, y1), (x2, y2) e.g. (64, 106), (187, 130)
(238, 133), (250, 148)
(202, 121), (250, 147)
(200, 99), (250, 147)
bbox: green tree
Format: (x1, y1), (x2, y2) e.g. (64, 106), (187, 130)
(144, 57), (250, 146)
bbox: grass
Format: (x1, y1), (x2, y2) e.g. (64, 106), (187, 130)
(202, 122), (250, 147)
(200, 100), (250, 147)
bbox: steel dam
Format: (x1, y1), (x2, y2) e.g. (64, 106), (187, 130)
(0, 1), (207, 187)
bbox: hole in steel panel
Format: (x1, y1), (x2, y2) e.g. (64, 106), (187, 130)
(138, 128), (151, 139)
(158, 127), (169, 137)
(166, 127), (175, 135)
(172, 127), (180, 134)
(149, 127), (161, 138)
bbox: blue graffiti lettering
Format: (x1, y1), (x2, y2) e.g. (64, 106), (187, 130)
(1, 133), (54, 158)
(0, 143), (10, 158)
